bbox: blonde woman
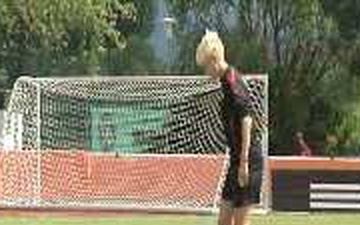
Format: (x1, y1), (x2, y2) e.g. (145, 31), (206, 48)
(196, 30), (263, 225)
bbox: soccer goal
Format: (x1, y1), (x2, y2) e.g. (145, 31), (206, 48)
(0, 75), (268, 214)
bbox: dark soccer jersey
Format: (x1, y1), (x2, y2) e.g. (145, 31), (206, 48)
(220, 67), (258, 166)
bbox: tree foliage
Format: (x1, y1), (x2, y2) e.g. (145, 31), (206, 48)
(0, 0), (150, 82)
(168, 0), (360, 156)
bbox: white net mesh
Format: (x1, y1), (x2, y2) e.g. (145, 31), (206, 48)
(0, 75), (268, 213)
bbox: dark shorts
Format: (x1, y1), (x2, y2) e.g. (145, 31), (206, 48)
(221, 144), (264, 207)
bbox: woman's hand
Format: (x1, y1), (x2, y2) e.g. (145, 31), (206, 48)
(238, 160), (249, 187)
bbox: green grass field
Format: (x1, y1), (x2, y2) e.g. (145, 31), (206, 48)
(0, 213), (359, 225)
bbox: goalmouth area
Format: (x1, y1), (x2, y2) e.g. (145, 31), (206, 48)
(0, 75), (268, 214)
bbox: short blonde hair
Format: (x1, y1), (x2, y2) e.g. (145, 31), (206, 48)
(196, 30), (225, 66)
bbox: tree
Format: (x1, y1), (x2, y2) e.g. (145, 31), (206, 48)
(168, 0), (360, 155)
(99, 1), (162, 75)
(0, 0), (140, 83)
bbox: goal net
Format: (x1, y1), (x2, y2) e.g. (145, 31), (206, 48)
(0, 75), (268, 213)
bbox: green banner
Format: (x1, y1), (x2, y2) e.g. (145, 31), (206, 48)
(90, 103), (166, 153)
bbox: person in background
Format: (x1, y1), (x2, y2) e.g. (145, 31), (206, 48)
(295, 131), (312, 156)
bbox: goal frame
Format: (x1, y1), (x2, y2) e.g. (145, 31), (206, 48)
(1, 75), (270, 215)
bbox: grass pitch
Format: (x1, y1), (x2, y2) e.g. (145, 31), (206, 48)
(0, 212), (359, 225)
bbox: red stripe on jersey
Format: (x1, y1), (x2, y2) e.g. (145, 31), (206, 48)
(226, 68), (247, 97)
